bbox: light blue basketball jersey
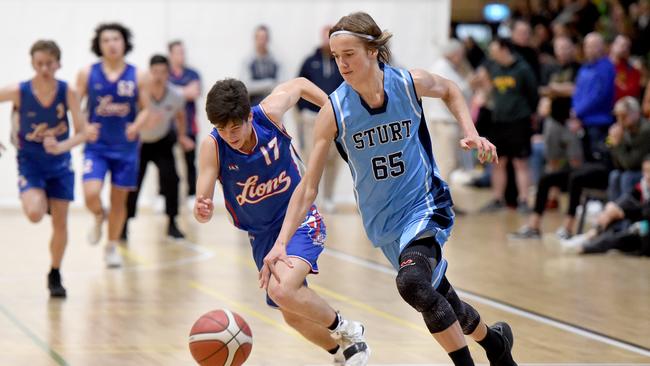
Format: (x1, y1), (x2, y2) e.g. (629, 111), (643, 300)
(330, 64), (453, 250)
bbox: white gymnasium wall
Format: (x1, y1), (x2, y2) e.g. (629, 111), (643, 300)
(0, 0), (450, 208)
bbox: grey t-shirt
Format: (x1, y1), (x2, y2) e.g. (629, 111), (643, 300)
(140, 84), (185, 143)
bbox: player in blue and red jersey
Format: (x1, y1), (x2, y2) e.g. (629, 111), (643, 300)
(76, 23), (152, 268)
(194, 78), (369, 365)
(0, 40), (94, 297)
(168, 40), (201, 205)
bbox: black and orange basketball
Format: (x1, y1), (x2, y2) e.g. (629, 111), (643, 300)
(189, 309), (253, 366)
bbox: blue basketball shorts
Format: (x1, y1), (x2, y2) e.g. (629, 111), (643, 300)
(83, 148), (139, 190)
(17, 154), (74, 201)
(250, 206), (326, 308)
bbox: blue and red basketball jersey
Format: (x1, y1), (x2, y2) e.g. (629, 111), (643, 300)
(17, 79), (70, 161)
(211, 105), (304, 234)
(86, 62), (139, 153)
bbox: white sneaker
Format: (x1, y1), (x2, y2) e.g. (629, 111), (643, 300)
(560, 234), (588, 254)
(87, 211), (104, 245)
(104, 245), (123, 268)
(333, 347), (345, 365)
(331, 317), (370, 366)
(555, 227), (572, 241)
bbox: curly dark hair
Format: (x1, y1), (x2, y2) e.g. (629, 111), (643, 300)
(205, 78), (251, 128)
(91, 22), (133, 57)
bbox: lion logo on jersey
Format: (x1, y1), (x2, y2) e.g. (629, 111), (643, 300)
(235, 171), (291, 205)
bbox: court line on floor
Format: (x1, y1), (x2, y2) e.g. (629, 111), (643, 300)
(0, 302), (69, 366)
(323, 247), (650, 358)
(0, 239), (215, 282)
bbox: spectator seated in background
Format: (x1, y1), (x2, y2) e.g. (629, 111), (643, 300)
(607, 96), (650, 202)
(560, 155), (650, 256)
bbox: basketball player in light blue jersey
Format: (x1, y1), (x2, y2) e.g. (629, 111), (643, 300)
(0, 40), (94, 297)
(77, 23), (152, 268)
(262, 12), (517, 366)
(194, 78), (369, 365)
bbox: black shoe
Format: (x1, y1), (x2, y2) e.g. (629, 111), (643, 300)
(47, 270), (67, 298)
(488, 322), (517, 366)
(167, 221), (185, 240)
(517, 201), (532, 215)
(480, 199), (506, 213)
(508, 225), (541, 240)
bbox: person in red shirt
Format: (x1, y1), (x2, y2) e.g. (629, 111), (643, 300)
(610, 35), (641, 101)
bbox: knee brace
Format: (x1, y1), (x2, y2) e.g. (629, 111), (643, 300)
(437, 277), (481, 335)
(395, 248), (457, 333)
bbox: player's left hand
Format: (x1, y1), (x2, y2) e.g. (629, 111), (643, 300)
(125, 123), (139, 141)
(43, 135), (63, 155)
(259, 242), (293, 290)
(460, 135), (498, 164)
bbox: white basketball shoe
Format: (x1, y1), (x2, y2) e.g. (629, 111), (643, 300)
(330, 316), (370, 366)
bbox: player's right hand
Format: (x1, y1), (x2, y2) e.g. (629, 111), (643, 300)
(43, 135), (63, 155)
(125, 123), (139, 141)
(86, 123), (100, 143)
(194, 195), (214, 223)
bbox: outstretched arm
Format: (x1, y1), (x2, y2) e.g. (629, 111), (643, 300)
(194, 136), (220, 223)
(411, 68), (497, 164)
(0, 84), (19, 105)
(259, 102), (337, 288)
(259, 77), (327, 128)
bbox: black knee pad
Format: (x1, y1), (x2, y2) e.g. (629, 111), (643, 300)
(437, 277), (481, 335)
(395, 248), (457, 333)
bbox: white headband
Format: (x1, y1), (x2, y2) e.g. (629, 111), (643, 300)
(329, 30), (375, 41)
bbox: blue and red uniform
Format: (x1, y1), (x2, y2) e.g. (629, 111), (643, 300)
(211, 105), (326, 307)
(16, 79), (74, 200)
(83, 62), (139, 189)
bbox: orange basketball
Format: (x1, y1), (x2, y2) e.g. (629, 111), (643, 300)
(189, 309), (253, 366)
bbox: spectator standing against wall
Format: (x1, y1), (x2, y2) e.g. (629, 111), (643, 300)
(168, 40), (201, 207)
(241, 25), (282, 106)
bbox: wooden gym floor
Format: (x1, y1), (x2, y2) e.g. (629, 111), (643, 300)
(0, 185), (649, 365)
